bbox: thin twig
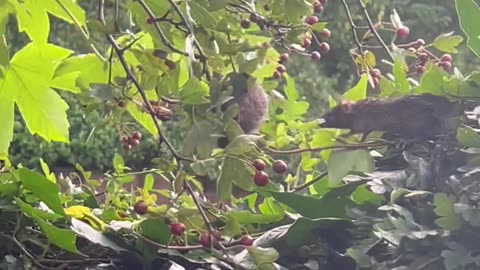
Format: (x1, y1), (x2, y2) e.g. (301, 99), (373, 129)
(341, 0), (364, 54)
(166, 0), (212, 81)
(98, 0), (192, 163)
(136, 0), (189, 56)
(355, 0), (393, 60)
(267, 141), (389, 155)
(291, 171), (328, 193)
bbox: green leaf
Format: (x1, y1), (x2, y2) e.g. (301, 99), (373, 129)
(433, 32), (464, 53)
(54, 54), (112, 90)
(14, 197), (63, 221)
(457, 127), (480, 147)
(285, 217), (354, 248)
(343, 73), (367, 101)
(327, 149), (374, 186)
(126, 102), (158, 138)
(433, 193), (461, 230)
(217, 157), (254, 202)
(31, 213), (79, 254)
(2, 43), (72, 148)
(18, 168), (65, 215)
(270, 191), (354, 219)
(45, 0), (86, 26)
(0, 82), (14, 159)
(179, 78), (210, 104)
(456, 0), (480, 58)
(247, 247), (279, 269)
(285, 0), (310, 23)
(414, 64), (447, 95)
(11, 0), (50, 43)
(392, 57), (409, 93)
(227, 210), (283, 225)
(284, 76), (298, 101)
(188, 1), (217, 29)
(138, 218), (172, 245)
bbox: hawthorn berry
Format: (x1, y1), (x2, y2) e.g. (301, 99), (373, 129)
(416, 65), (425, 75)
(319, 28), (331, 39)
(313, 1), (324, 13)
(252, 159), (266, 171)
(319, 42), (330, 53)
(117, 100), (126, 108)
(263, 4), (270, 11)
(199, 234), (211, 247)
(396, 26), (409, 38)
(272, 160), (288, 174)
(277, 64), (287, 73)
(302, 38), (312, 48)
(441, 54), (452, 62)
(273, 70), (282, 79)
(170, 223), (186, 236)
(253, 171), (269, 187)
(130, 139), (140, 147)
(416, 38), (425, 47)
(311, 51), (321, 60)
(123, 144), (132, 151)
(418, 53), (428, 62)
(439, 61), (452, 71)
(306, 16), (319, 25)
(371, 68), (381, 78)
(240, 235), (254, 246)
(279, 53), (290, 63)
(132, 131), (142, 140)
(249, 13), (258, 23)
(146, 17), (154, 24)
(240, 19), (251, 29)
(133, 201), (148, 215)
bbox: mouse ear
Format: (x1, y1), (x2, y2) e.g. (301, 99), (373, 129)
(339, 99), (352, 113)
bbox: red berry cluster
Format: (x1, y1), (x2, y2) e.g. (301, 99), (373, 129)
(438, 54), (453, 71)
(415, 52), (429, 75)
(120, 131), (142, 151)
(252, 159), (288, 187)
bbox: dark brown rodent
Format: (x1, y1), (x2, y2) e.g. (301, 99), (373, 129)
(319, 93), (459, 140)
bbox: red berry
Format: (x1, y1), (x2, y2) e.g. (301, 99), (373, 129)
(439, 61), (452, 71)
(117, 100), (126, 108)
(277, 64), (287, 73)
(319, 42), (330, 53)
(169, 223), (186, 236)
(441, 54), (452, 62)
(273, 70), (282, 79)
(249, 14), (258, 23)
(313, 1), (324, 13)
(306, 16), (319, 25)
(302, 38), (312, 48)
(130, 138), (140, 147)
(252, 159), (266, 171)
(240, 235), (254, 246)
(253, 171), (269, 187)
(319, 28), (331, 39)
(272, 160), (288, 174)
(279, 53), (290, 63)
(123, 143), (132, 151)
(418, 53), (428, 62)
(199, 234), (211, 247)
(146, 17), (154, 24)
(416, 39), (425, 47)
(132, 131), (142, 140)
(263, 4), (270, 11)
(396, 26), (409, 38)
(311, 51), (321, 60)
(240, 19), (250, 29)
(133, 201), (148, 215)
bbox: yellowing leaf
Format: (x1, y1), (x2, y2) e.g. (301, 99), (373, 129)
(65, 205), (106, 231)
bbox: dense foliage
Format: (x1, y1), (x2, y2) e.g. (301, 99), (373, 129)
(2, 0), (480, 270)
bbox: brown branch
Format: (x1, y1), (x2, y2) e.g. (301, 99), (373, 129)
(166, 0), (212, 81)
(98, 0), (193, 163)
(341, 0), (364, 55)
(355, 0), (393, 60)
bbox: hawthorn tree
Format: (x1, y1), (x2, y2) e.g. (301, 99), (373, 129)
(1, 0), (480, 269)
